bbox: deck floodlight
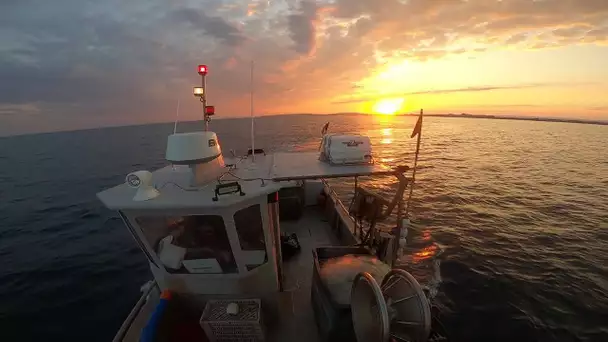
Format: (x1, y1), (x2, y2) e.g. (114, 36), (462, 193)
(125, 170), (160, 201)
(193, 87), (205, 97)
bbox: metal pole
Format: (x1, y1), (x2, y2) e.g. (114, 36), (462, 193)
(392, 185), (404, 267)
(250, 60), (255, 162)
(173, 99), (180, 134)
(393, 109), (423, 267)
(112, 280), (156, 342)
(202, 74), (208, 131)
(354, 176), (360, 239)
(405, 109), (423, 217)
(268, 200), (283, 291)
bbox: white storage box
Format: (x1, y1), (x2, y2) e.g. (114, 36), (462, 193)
(319, 134), (373, 165)
(200, 299), (264, 342)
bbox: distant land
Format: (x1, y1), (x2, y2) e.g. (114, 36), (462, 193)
(398, 112), (608, 126)
(2, 111), (607, 137)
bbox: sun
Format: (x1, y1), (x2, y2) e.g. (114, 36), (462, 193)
(372, 98), (404, 115)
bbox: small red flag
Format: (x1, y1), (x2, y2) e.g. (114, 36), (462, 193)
(411, 109), (423, 138)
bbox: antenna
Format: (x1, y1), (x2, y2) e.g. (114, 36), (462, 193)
(196, 65), (209, 131)
(173, 99), (181, 134)
(250, 60), (255, 162)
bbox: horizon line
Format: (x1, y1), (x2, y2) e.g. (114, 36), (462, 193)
(2, 112), (607, 138)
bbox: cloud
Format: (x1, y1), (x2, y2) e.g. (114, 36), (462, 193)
(590, 106), (608, 111)
(0, 103), (41, 116)
(287, 1), (320, 55)
(1, 0), (608, 135)
(170, 8), (245, 47)
(331, 83), (564, 104)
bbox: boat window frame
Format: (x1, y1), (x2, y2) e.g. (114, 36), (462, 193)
(118, 211), (160, 268)
(121, 196), (274, 278)
(134, 213), (238, 274)
(233, 203), (268, 271)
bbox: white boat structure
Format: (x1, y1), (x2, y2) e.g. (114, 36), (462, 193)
(97, 65), (444, 342)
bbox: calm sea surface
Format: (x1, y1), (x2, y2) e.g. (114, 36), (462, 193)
(0, 114), (606, 342)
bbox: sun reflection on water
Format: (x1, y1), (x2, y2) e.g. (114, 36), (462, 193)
(379, 157), (395, 163)
(380, 127), (393, 144)
(412, 243), (439, 263)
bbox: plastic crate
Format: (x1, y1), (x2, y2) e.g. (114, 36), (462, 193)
(311, 246), (371, 342)
(200, 299), (264, 342)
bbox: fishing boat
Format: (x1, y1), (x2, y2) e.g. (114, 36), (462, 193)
(97, 65), (443, 342)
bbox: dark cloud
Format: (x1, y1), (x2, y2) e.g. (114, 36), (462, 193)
(171, 8), (245, 47)
(456, 104), (546, 109)
(331, 84), (566, 104)
(590, 106), (608, 110)
(287, 0), (319, 55)
(0, 14), (174, 106)
(0, 1), (241, 124)
(553, 26), (589, 38)
(329, 0), (608, 53)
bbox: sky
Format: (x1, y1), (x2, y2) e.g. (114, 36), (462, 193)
(1, 0), (608, 135)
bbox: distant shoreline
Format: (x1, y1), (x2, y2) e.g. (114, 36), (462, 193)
(398, 113), (608, 126)
(2, 112), (607, 138)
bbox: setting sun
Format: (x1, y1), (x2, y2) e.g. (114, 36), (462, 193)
(373, 98), (404, 115)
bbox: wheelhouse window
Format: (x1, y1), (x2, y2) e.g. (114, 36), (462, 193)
(136, 215), (237, 274)
(234, 204), (267, 270)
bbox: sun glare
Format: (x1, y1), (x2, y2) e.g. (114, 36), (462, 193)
(373, 98), (404, 115)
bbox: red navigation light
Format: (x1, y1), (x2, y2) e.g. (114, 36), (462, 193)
(198, 65), (208, 75)
(205, 105), (215, 115)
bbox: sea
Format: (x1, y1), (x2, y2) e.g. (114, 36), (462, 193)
(0, 114), (606, 342)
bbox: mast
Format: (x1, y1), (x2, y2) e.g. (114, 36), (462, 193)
(202, 67), (208, 130)
(196, 65), (209, 130)
(250, 60), (255, 162)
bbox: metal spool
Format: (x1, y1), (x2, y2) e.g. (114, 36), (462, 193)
(351, 269), (431, 342)
(351, 272), (390, 342)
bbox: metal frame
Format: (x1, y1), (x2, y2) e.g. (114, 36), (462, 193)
(122, 196), (277, 280)
(119, 211), (160, 268)
(112, 281), (157, 342)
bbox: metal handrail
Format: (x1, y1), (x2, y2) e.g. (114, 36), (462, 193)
(112, 280), (157, 342)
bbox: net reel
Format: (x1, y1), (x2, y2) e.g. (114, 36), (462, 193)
(351, 269), (431, 342)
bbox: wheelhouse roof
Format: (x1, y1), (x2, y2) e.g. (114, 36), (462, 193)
(97, 152), (397, 211)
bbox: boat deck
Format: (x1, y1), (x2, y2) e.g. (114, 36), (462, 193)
(270, 206), (340, 342)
